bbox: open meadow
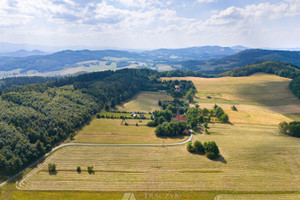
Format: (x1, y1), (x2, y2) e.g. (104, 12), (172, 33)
(163, 73), (300, 125)
(17, 123), (300, 193)
(74, 118), (187, 144)
(116, 91), (173, 112)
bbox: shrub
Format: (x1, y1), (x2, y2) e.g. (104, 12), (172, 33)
(231, 105), (237, 111)
(204, 122), (208, 128)
(125, 122), (128, 126)
(203, 141), (220, 159)
(87, 166), (94, 174)
(48, 163), (56, 174)
(77, 166), (81, 173)
(96, 114), (101, 118)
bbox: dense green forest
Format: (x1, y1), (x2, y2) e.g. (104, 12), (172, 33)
(221, 61), (300, 79)
(289, 76), (300, 99)
(0, 69), (196, 176)
(0, 76), (56, 91)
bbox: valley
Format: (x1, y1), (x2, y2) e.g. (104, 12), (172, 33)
(1, 72), (299, 200)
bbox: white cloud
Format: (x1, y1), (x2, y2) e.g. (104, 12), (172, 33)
(197, 0), (217, 3)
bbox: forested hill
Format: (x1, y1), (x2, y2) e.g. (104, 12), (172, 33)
(220, 61), (300, 79)
(0, 69), (156, 176)
(181, 49), (300, 73)
(0, 69), (195, 176)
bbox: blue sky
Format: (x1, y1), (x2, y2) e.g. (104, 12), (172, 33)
(0, 0), (299, 49)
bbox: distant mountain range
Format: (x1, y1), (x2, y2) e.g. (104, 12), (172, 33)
(0, 50), (48, 57)
(180, 49), (300, 73)
(0, 45), (299, 77)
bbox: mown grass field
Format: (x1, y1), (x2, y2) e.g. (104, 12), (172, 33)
(163, 73), (300, 125)
(18, 123), (300, 193)
(117, 91), (173, 112)
(73, 118), (187, 144)
(162, 73), (300, 106)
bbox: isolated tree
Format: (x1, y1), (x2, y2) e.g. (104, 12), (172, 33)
(158, 100), (162, 106)
(87, 166), (94, 174)
(48, 163), (56, 174)
(77, 166), (81, 173)
(231, 105), (237, 111)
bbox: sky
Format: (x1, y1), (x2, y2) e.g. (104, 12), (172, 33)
(0, 0), (299, 50)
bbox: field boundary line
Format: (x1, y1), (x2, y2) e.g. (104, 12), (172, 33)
(0, 133), (193, 188)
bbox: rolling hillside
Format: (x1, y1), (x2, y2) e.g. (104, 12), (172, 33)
(181, 49), (300, 73)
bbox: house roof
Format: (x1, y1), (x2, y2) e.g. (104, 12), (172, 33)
(174, 115), (186, 121)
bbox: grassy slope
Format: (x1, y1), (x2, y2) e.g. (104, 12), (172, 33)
(17, 124), (300, 192)
(73, 118), (187, 144)
(116, 91), (173, 112)
(162, 73), (300, 125)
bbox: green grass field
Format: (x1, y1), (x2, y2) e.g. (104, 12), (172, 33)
(73, 118), (187, 144)
(117, 91), (173, 112)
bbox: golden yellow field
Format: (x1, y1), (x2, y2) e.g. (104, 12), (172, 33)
(74, 118), (187, 144)
(164, 73), (300, 125)
(18, 123), (300, 192)
(162, 73), (300, 106)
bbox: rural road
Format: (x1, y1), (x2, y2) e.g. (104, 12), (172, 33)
(0, 133), (193, 188)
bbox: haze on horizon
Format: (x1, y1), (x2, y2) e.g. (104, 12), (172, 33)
(0, 0), (299, 50)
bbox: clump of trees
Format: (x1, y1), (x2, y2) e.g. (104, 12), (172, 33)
(48, 163), (56, 174)
(187, 140), (220, 159)
(203, 141), (220, 159)
(147, 110), (173, 127)
(155, 121), (187, 137)
(279, 121), (300, 138)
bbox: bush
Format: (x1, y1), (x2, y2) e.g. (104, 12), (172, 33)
(231, 105), (237, 111)
(96, 114), (101, 118)
(193, 140), (205, 154)
(77, 166), (81, 173)
(203, 141), (220, 159)
(48, 163), (56, 174)
(204, 122), (208, 128)
(187, 142), (195, 153)
(87, 166), (94, 174)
